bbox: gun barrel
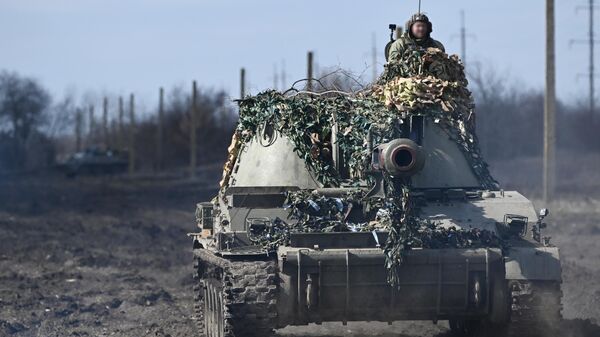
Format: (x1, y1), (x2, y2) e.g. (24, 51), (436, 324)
(376, 138), (425, 177)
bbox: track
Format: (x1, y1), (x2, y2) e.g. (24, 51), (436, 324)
(193, 249), (568, 337)
(506, 281), (562, 337)
(193, 249), (279, 337)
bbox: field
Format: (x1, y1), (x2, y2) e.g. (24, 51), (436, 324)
(1, 155), (599, 337)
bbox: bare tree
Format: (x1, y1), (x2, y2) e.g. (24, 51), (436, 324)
(469, 63), (543, 161)
(0, 71), (51, 169)
(312, 67), (367, 94)
(47, 94), (76, 138)
(125, 85), (237, 171)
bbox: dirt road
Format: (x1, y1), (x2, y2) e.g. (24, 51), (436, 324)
(0, 168), (599, 337)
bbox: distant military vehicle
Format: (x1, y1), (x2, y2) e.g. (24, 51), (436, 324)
(189, 27), (562, 337)
(61, 148), (128, 177)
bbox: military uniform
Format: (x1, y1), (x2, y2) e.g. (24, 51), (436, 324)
(388, 13), (445, 62)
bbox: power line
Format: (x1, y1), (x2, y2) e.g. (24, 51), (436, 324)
(571, 0), (599, 122)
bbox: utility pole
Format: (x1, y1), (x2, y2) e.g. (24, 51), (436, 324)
(118, 96), (124, 150)
(102, 97), (109, 148)
(240, 68), (246, 99)
(75, 108), (83, 152)
(88, 104), (95, 146)
(372, 33), (378, 83)
(544, 0), (557, 204)
(273, 63), (279, 91)
(460, 11), (467, 66)
(307, 51), (314, 92)
(572, 0), (599, 123)
(190, 81), (198, 179)
(452, 10), (475, 69)
(157, 87), (164, 171)
(281, 59), (287, 91)
(590, 0), (596, 122)
(590, 0), (595, 121)
(128, 94), (135, 176)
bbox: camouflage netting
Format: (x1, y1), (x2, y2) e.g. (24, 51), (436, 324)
(221, 48), (502, 287)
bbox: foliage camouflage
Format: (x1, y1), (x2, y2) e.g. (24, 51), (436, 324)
(226, 48), (501, 287)
(380, 48), (468, 84)
(248, 190), (363, 250)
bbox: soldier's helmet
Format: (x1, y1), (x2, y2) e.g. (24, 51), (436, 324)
(405, 13), (433, 38)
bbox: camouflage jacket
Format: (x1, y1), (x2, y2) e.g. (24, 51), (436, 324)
(388, 35), (445, 62)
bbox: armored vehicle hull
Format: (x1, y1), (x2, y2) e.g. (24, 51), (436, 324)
(60, 148), (128, 177)
(192, 206), (561, 337)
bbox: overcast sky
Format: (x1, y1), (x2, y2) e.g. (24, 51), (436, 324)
(0, 0), (593, 115)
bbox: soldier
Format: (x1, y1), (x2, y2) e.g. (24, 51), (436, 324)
(388, 13), (445, 62)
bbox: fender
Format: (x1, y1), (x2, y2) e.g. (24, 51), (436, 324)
(505, 247), (562, 281)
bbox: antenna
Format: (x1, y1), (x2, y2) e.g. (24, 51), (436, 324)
(418, 0), (422, 14)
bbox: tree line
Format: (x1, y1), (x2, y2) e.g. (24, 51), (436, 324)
(0, 71), (237, 173)
(0, 67), (598, 174)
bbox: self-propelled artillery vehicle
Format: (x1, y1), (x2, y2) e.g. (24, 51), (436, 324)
(189, 31), (562, 337)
